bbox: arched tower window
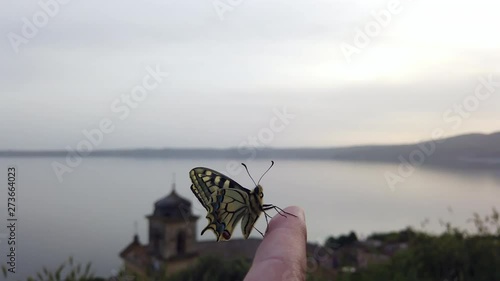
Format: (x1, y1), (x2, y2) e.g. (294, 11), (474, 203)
(177, 231), (186, 255)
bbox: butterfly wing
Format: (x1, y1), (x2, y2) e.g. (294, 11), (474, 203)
(189, 167), (251, 210)
(241, 194), (263, 239)
(202, 188), (253, 241)
(189, 167), (260, 241)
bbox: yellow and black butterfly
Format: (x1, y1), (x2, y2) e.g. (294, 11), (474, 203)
(189, 161), (295, 241)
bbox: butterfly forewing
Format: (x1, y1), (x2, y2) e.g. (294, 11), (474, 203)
(190, 168), (251, 208)
(190, 168), (217, 210)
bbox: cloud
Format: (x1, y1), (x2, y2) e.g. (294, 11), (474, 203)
(1, 0), (499, 149)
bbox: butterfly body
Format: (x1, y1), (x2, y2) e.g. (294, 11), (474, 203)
(189, 167), (265, 241)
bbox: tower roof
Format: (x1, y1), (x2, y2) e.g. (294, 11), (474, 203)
(153, 180), (192, 218)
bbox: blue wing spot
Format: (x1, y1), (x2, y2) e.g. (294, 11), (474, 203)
(216, 222), (226, 233)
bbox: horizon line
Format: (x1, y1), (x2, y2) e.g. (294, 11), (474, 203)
(1, 130), (498, 152)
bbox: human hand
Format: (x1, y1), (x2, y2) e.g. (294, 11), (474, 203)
(244, 206), (307, 281)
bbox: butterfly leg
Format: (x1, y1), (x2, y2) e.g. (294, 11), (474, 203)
(264, 211), (270, 233)
(263, 204), (286, 217)
(273, 205), (297, 217)
(263, 204), (298, 218)
(253, 226), (265, 237)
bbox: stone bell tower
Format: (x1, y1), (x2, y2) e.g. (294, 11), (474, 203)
(146, 177), (199, 271)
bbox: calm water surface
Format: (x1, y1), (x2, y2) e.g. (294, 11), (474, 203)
(0, 157), (499, 280)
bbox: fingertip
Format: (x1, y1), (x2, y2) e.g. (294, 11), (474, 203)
(266, 206), (306, 238)
(244, 206), (307, 281)
(286, 206), (305, 222)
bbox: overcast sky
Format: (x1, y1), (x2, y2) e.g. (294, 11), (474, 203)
(1, 0), (499, 149)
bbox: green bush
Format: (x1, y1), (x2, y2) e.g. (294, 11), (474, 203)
(167, 256), (250, 281)
(1, 256), (103, 281)
(7, 209), (499, 281)
(337, 208), (500, 281)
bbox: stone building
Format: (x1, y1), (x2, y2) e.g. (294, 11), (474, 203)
(119, 181), (334, 278)
(119, 182), (262, 277)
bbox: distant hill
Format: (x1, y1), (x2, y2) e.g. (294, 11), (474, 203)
(330, 132), (500, 168)
(1, 132), (500, 168)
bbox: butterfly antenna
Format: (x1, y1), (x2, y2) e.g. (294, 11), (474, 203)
(257, 160), (275, 185)
(241, 163), (258, 186)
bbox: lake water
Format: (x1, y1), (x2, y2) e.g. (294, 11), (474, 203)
(0, 157), (499, 280)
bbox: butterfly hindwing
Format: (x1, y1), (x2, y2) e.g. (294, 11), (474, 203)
(204, 189), (251, 241)
(241, 196), (262, 239)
